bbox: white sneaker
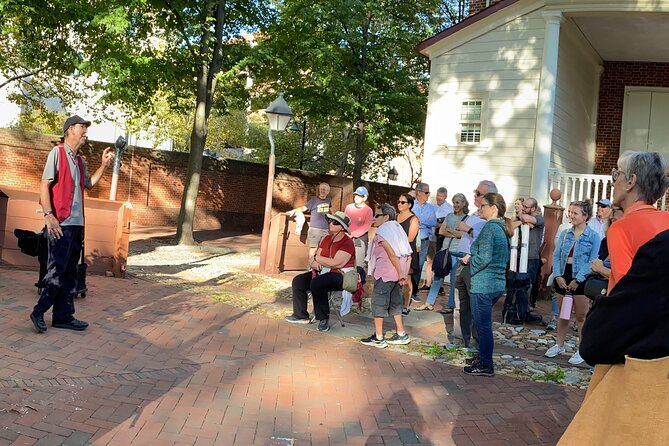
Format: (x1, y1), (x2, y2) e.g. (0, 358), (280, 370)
(545, 344), (565, 358)
(568, 350), (585, 365)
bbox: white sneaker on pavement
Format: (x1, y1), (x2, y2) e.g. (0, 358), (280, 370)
(545, 343), (566, 358)
(568, 350), (585, 365)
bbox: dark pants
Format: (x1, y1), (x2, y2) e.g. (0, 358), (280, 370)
(452, 263), (477, 347)
(504, 258), (540, 322)
(471, 291), (504, 367)
(33, 226), (83, 323)
(291, 271), (343, 321)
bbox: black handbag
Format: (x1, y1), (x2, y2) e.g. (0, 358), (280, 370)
(583, 273), (608, 300)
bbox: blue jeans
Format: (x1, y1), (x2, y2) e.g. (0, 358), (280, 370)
(471, 291), (504, 368)
(33, 226), (83, 322)
(426, 256), (459, 307)
(426, 277), (442, 305)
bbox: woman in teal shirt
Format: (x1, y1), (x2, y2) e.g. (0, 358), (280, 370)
(461, 192), (511, 377)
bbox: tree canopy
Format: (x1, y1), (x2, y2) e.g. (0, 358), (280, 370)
(0, 0), (470, 241)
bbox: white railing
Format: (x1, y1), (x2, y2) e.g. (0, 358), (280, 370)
(547, 168), (613, 209)
(547, 168), (668, 211)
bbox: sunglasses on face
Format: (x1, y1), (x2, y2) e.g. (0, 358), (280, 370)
(374, 213), (385, 218)
(421, 190), (430, 195)
(328, 220), (342, 226)
(473, 190), (483, 197)
(397, 200), (408, 205)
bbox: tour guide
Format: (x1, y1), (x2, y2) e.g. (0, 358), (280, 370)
(30, 115), (114, 333)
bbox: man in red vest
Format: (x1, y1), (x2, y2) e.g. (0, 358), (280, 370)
(30, 115), (114, 333)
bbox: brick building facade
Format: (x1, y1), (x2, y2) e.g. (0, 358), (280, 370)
(595, 61), (669, 175)
(0, 129), (409, 231)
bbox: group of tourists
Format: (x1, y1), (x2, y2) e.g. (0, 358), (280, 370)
(283, 150), (669, 379)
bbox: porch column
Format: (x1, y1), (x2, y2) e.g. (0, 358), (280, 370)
(531, 11), (564, 204)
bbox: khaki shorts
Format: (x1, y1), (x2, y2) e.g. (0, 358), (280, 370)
(307, 227), (329, 248)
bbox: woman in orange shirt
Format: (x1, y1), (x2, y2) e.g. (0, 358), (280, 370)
(608, 151), (669, 292)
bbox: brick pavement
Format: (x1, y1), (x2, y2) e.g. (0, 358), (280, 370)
(0, 266), (584, 445)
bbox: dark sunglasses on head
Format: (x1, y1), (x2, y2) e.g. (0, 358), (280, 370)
(397, 200), (408, 204)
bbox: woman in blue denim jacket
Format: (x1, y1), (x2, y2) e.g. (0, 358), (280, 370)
(545, 200), (601, 365)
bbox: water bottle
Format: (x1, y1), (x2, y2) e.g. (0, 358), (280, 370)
(559, 293), (573, 320)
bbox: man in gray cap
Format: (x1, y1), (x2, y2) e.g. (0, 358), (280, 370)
(30, 115), (114, 333)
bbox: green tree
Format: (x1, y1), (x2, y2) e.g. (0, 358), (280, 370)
(90, 1), (271, 245)
(251, 0), (443, 184)
(1, 0), (272, 245)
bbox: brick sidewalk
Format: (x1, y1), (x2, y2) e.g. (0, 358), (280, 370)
(0, 267), (583, 445)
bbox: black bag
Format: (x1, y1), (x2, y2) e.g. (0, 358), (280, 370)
(583, 273), (608, 300)
(14, 228), (43, 257)
(432, 249), (452, 278)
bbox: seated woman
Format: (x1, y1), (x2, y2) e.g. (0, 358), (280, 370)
(285, 211), (355, 332)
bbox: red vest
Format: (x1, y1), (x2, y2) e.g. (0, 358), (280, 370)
(52, 143), (85, 223)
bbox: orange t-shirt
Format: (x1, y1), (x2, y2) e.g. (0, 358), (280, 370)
(607, 202), (669, 292)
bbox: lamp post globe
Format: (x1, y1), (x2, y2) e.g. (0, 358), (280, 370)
(265, 94), (293, 133)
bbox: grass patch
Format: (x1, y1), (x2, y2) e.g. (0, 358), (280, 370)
(421, 342), (471, 362)
(532, 367), (565, 383)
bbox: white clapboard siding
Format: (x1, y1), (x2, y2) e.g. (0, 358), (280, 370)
(551, 18), (602, 175)
(423, 7), (545, 202)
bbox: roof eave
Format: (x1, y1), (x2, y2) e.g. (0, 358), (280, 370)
(416, 0), (522, 57)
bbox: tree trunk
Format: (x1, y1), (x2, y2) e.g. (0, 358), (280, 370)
(175, 1), (224, 245)
(353, 108), (365, 185)
(176, 67), (209, 245)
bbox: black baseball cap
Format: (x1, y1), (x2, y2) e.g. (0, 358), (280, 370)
(63, 115), (91, 134)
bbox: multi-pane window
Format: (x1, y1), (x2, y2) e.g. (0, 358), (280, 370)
(460, 100), (482, 143)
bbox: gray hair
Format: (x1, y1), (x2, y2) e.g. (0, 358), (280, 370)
(479, 180), (497, 194)
(436, 187), (447, 196)
(618, 151), (669, 204)
(415, 182), (429, 192)
(379, 203), (396, 221)
(452, 192), (470, 215)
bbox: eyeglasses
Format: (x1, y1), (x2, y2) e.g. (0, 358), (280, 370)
(328, 220), (342, 226)
(473, 190), (483, 197)
(397, 200), (408, 205)
(612, 168), (623, 182)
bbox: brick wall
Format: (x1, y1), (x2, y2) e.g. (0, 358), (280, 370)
(595, 61), (669, 174)
(468, 0), (504, 16)
(0, 129), (410, 231)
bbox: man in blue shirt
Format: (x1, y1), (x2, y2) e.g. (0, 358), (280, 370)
(411, 182), (436, 302)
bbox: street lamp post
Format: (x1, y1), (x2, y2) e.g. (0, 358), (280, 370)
(259, 94), (293, 272)
(387, 166), (398, 202)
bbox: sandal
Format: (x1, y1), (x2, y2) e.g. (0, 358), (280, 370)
(415, 304), (434, 311)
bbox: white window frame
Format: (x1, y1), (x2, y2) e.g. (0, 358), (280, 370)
(456, 93), (488, 148)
